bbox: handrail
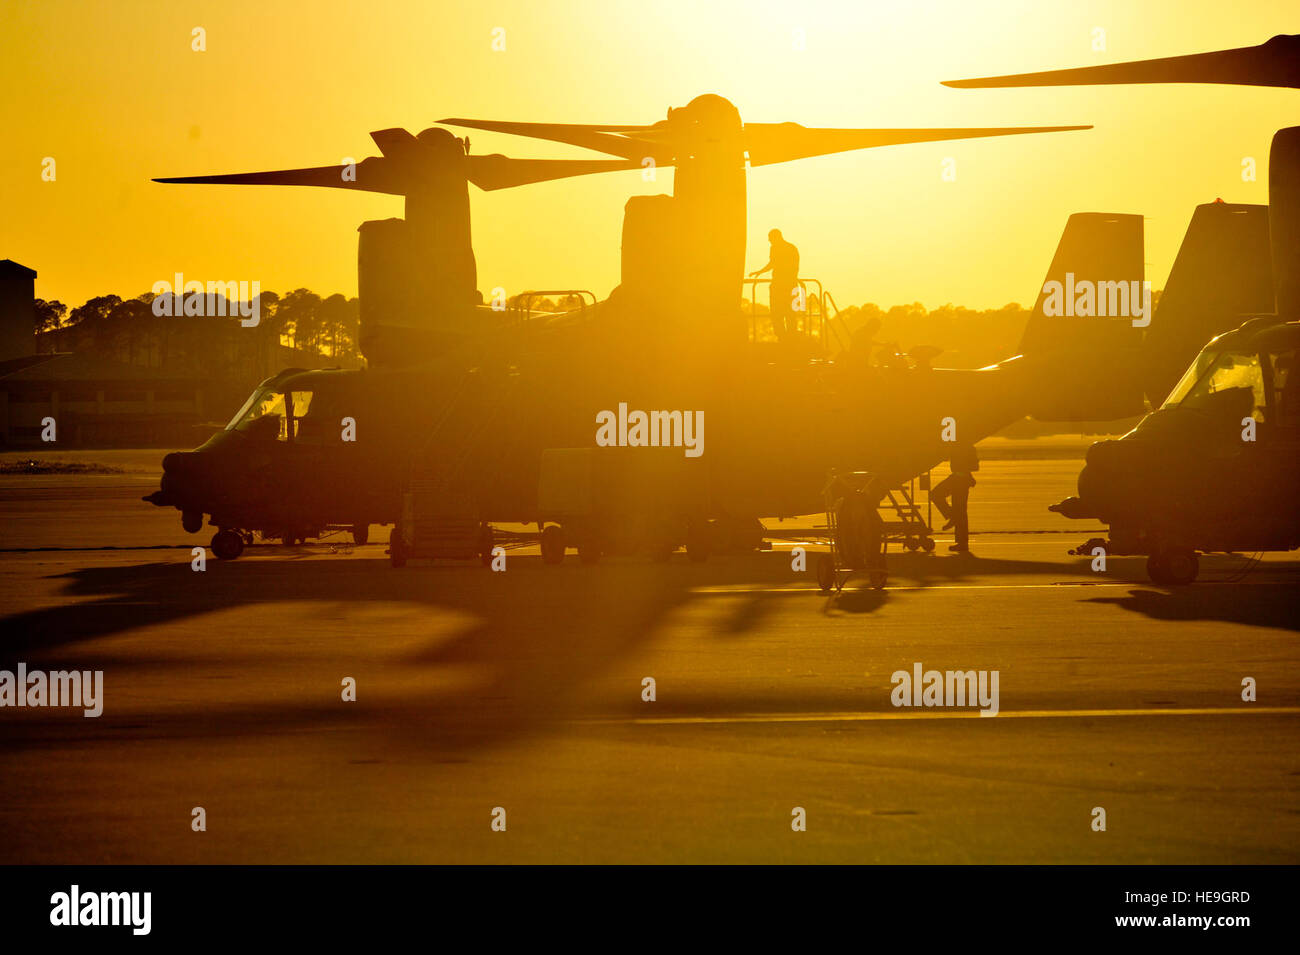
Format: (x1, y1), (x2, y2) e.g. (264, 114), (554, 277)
(822, 290), (853, 354)
(505, 289), (598, 325)
(743, 277), (830, 352)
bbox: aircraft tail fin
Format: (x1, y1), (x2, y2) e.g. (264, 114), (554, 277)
(1141, 201), (1273, 405)
(1270, 126), (1300, 322)
(1019, 212), (1147, 420)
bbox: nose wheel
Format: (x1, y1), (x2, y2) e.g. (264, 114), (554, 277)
(540, 525), (566, 564)
(210, 529), (245, 560)
(1147, 546), (1199, 585)
(685, 520), (711, 563)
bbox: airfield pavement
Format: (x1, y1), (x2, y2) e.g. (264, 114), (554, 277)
(0, 440), (1297, 864)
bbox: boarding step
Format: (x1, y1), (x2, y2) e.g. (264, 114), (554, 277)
(392, 483), (492, 564)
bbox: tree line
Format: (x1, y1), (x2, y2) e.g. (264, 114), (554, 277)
(33, 288), (1164, 380)
(760, 295), (1162, 369)
(34, 289), (362, 381)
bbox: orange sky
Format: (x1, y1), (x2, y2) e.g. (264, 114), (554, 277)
(0, 0), (1295, 311)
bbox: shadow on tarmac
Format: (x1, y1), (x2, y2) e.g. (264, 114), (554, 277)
(0, 547), (1295, 759)
(1084, 585), (1300, 632)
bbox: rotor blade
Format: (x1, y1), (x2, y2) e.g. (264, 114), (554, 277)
(743, 123), (1091, 166)
(942, 34), (1300, 90)
(155, 153), (647, 195)
(439, 118), (655, 159)
(465, 154), (646, 191)
(369, 127), (422, 156)
(153, 157), (405, 194)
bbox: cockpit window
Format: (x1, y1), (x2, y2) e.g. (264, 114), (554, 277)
(228, 387), (289, 439)
(226, 387), (318, 441)
(1161, 345), (1221, 408)
(1179, 350), (1266, 422)
(287, 391), (316, 441)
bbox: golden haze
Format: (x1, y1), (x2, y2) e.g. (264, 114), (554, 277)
(0, 0), (1294, 309)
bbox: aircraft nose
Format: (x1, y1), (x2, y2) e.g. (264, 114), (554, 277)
(1079, 441), (1125, 500)
(162, 451), (197, 474)
(1078, 437), (1161, 517)
(160, 451), (202, 495)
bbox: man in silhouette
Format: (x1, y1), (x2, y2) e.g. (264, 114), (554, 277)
(750, 229), (800, 341)
(827, 471), (887, 581)
(851, 315), (882, 364)
(932, 442), (979, 553)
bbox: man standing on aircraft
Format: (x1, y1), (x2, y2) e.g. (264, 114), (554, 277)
(932, 442), (979, 553)
(750, 229), (800, 341)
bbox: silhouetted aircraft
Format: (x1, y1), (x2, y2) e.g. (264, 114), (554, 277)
(947, 35), (1300, 583)
(142, 93), (1192, 564)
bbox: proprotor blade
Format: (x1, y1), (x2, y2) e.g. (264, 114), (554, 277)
(153, 157), (405, 194)
(465, 154), (645, 191)
(743, 124), (1092, 166)
(438, 118), (655, 159)
(943, 34), (1300, 90)
(369, 128), (422, 156)
(156, 153), (648, 195)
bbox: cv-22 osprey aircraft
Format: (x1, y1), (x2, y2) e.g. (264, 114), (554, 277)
(142, 89), (1244, 564)
(946, 34), (1300, 583)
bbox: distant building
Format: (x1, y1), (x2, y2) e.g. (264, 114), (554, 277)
(0, 258), (360, 447)
(0, 260), (37, 362)
(0, 351), (212, 446)
(0, 258), (209, 447)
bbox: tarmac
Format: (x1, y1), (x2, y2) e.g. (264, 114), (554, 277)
(0, 442), (1297, 863)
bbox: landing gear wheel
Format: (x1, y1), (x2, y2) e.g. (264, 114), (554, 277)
(573, 528), (602, 564)
(715, 516), (763, 554)
(738, 517), (765, 553)
(540, 525), (566, 565)
(389, 523), (407, 568)
(281, 533), (299, 546)
(1158, 547), (1199, 585)
(816, 554), (835, 593)
(182, 511), (203, 534)
(211, 529), (244, 560)
(921, 536), (936, 553)
(686, 521), (711, 563)
(351, 523), (369, 545)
